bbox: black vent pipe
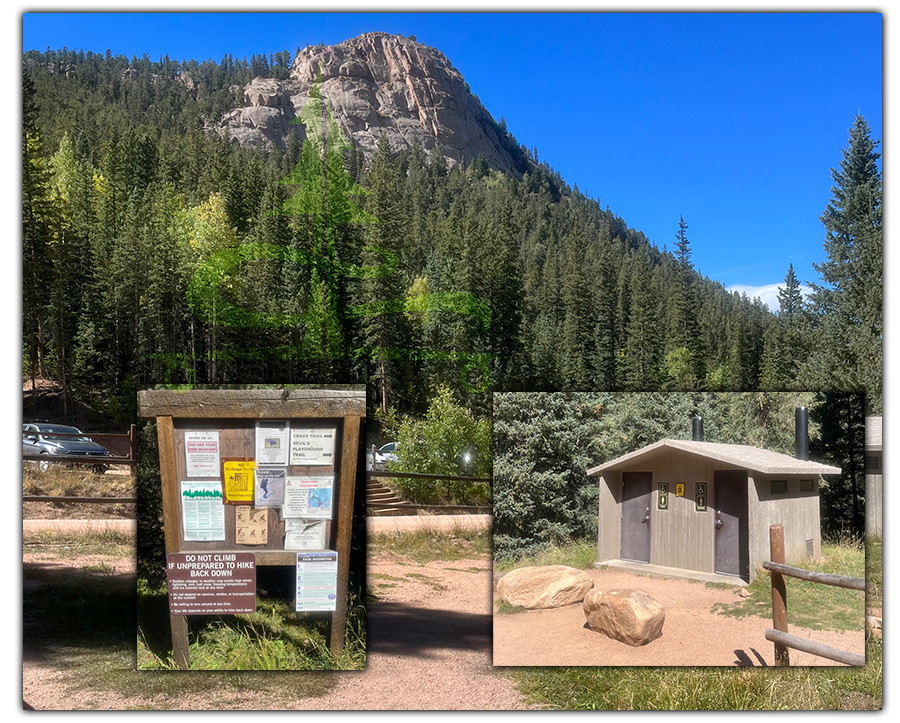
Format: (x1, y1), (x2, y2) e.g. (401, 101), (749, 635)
(795, 407), (809, 461)
(692, 416), (704, 442)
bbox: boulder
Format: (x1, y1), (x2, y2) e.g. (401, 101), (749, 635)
(583, 589), (665, 646)
(497, 565), (594, 610)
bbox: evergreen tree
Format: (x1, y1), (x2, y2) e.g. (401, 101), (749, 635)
(811, 392), (866, 537)
(664, 217), (705, 388)
(800, 116), (882, 413)
(23, 68), (52, 384)
(760, 264), (809, 389)
(357, 135), (413, 414)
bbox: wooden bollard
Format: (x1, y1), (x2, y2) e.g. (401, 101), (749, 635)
(769, 524), (790, 666)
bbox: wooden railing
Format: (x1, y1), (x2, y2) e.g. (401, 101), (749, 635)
(764, 523), (865, 667)
(366, 466), (492, 514)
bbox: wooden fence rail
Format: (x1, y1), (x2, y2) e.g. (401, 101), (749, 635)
(764, 523), (865, 667)
(22, 496), (137, 504)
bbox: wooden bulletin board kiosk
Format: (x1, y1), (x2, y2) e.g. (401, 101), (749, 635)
(138, 388), (365, 669)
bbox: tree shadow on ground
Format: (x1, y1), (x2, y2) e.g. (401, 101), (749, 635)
(23, 561), (136, 665)
(366, 600), (490, 658)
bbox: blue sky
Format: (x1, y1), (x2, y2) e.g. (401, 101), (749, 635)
(20, 7), (883, 311)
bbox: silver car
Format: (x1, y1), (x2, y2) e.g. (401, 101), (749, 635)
(23, 423), (111, 472)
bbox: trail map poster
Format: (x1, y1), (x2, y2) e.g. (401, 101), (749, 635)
(289, 428), (336, 466)
(184, 431), (220, 477)
(180, 480), (225, 541)
(255, 420), (289, 466)
(295, 551), (338, 612)
(221, 458), (255, 505)
(283, 476), (334, 519)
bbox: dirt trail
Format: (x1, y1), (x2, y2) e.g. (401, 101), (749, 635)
(493, 566), (865, 667)
(22, 543), (536, 710)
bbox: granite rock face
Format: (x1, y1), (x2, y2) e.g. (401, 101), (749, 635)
(216, 32), (528, 175)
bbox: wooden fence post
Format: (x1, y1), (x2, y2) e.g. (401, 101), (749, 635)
(128, 424), (137, 464)
(769, 523), (790, 666)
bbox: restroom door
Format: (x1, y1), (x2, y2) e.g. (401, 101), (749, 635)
(714, 470), (749, 578)
(621, 471), (652, 563)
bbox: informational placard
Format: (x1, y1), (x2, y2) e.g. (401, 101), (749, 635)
(290, 428), (336, 466)
(284, 519), (327, 550)
(184, 431), (220, 477)
(255, 467), (286, 506)
(283, 476), (333, 519)
(296, 551), (338, 612)
(221, 458), (255, 505)
(181, 480), (225, 541)
(255, 420), (289, 466)
(166, 552), (256, 615)
(235, 506), (268, 545)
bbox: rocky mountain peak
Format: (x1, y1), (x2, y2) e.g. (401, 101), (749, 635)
(217, 32), (529, 176)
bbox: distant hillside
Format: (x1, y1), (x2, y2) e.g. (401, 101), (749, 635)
(24, 40), (780, 424)
(217, 32), (532, 177)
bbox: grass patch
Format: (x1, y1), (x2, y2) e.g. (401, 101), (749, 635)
(368, 527), (491, 564)
(138, 577), (366, 672)
(23, 529), (136, 555)
(23, 465), (135, 497)
(493, 539), (599, 574)
(711, 539), (865, 632)
(865, 537), (882, 609)
(502, 635), (881, 709)
(494, 599), (528, 615)
(403, 572), (448, 591)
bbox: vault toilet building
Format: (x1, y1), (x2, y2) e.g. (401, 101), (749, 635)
(587, 409), (841, 583)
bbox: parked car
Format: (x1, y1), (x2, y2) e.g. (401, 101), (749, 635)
(22, 423), (111, 473)
(373, 442), (400, 471)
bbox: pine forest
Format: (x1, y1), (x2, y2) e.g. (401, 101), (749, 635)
(22, 49), (882, 541)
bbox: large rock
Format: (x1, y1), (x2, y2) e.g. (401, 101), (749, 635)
(497, 565), (594, 610)
(215, 32), (530, 177)
(583, 589), (665, 647)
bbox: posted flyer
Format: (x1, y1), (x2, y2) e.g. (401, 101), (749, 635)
(255, 467), (286, 506)
(295, 551), (338, 612)
(221, 458), (255, 505)
(184, 431), (220, 477)
(180, 480), (225, 541)
(235, 506), (268, 545)
(284, 519), (327, 550)
(255, 420), (289, 466)
(283, 476), (333, 519)
(289, 427), (336, 466)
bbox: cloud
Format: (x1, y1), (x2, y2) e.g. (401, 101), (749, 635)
(727, 283), (812, 313)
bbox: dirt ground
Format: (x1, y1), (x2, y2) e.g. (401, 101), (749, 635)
(23, 500), (136, 520)
(21, 544), (537, 711)
(493, 566), (865, 667)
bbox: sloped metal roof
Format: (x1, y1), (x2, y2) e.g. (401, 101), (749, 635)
(586, 439), (842, 476)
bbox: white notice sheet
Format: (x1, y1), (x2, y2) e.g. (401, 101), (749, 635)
(184, 431), (220, 477)
(289, 428), (336, 466)
(295, 551), (338, 611)
(255, 420), (289, 466)
(283, 476), (333, 519)
(284, 519), (327, 550)
(180, 480), (225, 541)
